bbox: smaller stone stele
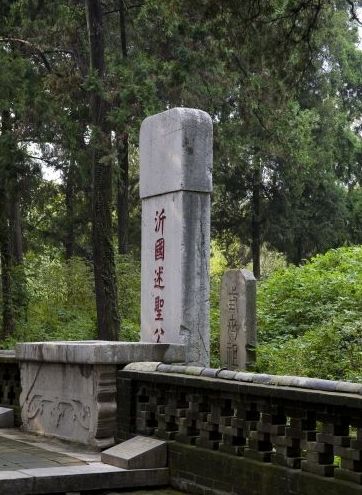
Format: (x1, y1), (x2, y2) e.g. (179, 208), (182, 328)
(101, 436), (167, 470)
(220, 269), (257, 370)
(0, 407), (14, 428)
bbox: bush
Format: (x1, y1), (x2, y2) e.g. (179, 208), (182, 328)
(257, 246), (362, 381)
(209, 241), (228, 367)
(1, 251), (97, 348)
(116, 254), (141, 342)
(0, 251), (142, 348)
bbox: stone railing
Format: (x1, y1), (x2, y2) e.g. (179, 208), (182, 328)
(117, 363), (362, 495)
(0, 350), (21, 424)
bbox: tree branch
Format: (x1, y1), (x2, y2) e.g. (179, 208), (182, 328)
(346, 0), (362, 25)
(0, 37), (52, 72)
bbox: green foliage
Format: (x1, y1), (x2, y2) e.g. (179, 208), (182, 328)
(0, 251), (142, 348)
(257, 246), (362, 381)
(1, 252), (96, 348)
(116, 254), (141, 342)
(209, 242), (228, 367)
(257, 317), (362, 382)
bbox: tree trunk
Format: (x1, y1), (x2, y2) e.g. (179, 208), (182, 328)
(117, 132), (129, 254)
(0, 227), (16, 340)
(64, 163), (75, 259)
(85, 0), (120, 340)
(117, 0), (129, 255)
(0, 110), (16, 339)
(251, 159), (261, 279)
(119, 0), (127, 59)
(9, 185), (23, 263)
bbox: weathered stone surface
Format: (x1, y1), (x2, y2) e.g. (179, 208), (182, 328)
(123, 362), (162, 372)
(120, 364), (362, 402)
(19, 361), (116, 449)
(139, 107), (212, 199)
(11, 464), (169, 494)
(101, 436), (167, 469)
(0, 470), (33, 495)
(184, 366), (204, 376)
(217, 369), (237, 380)
(17, 341), (185, 448)
(0, 407), (14, 428)
(16, 341), (185, 364)
(140, 108), (213, 366)
(220, 269), (256, 370)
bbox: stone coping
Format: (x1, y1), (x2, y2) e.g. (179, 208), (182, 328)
(0, 350), (17, 363)
(123, 362), (362, 396)
(15, 341), (185, 365)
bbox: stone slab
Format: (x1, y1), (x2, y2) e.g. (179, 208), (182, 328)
(140, 107), (212, 366)
(19, 361), (116, 448)
(0, 428), (100, 464)
(101, 436), (167, 469)
(17, 341), (184, 448)
(0, 470), (33, 495)
(0, 464), (169, 494)
(0, 407), (14, 428)
(124, 362), (162, 372)
(139, 107), (212, 198)
(220, 269), (256, 370)
(140, 191), (210, 366)
(15, 341), (185, 364)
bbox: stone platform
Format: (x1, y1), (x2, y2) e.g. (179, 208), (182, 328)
(16, 341), (185, 448)
(0, 429), (168, 494)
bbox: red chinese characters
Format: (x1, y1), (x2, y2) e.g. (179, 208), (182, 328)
(154, 238), (165, 261)
(154, 266), (165, 289)
(153, 208), (166, 342)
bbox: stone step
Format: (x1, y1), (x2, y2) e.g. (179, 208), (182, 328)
(0, 463), (169, 495)
(101, 436), (167, 470)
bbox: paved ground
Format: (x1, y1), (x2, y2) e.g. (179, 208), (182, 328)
(0, 430), (184, 494)
(0, 428), (101, 467)
(0, 436), (86, 471)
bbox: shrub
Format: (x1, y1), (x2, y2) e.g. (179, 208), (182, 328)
(0, 251), (142, 348)
(257, 246), (362, 381)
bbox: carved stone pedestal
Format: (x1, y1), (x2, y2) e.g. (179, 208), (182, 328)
(16, 341), (185, 449)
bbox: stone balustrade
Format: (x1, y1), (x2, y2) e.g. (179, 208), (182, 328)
(117, 363), (362, 495)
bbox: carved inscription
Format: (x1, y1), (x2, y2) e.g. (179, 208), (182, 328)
(153, 208), (166, 342)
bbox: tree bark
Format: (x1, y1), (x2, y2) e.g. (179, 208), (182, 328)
(251, 159), (261, 279)
(117, 0), (129, 255)
(119, 0), (127, 59)
(85, 0), (120, 340)
(9, 185), (23, 264)
(117, 132), (129, 254)
(0, 110), (16, 339)
(64, 163), (75, 259)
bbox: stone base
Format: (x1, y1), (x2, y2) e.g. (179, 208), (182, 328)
(17, 341), (185, 448)
(20, 361), (116, 449)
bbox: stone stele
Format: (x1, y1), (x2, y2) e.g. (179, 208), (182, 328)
(220, 269), (257, 370)
(140, 107), (213, 366)
(16, 341), (185, 449)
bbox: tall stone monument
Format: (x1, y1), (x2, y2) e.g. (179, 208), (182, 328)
(140, 107), (212, 366)
(220, 269), (257, 370)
